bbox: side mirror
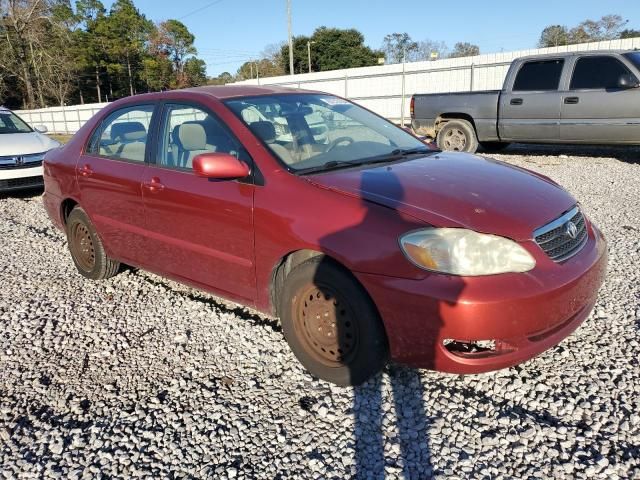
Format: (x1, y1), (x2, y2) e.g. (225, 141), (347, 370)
(617, 73), (640, 89)
(34, 125), (48, 133)
(192, 152), (250, 180)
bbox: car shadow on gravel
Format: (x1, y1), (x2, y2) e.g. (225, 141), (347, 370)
(314, 170), (465, 478)
(0, 186), (43, 200)
(488, 143), (640, 163)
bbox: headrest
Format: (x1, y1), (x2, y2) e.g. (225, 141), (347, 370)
(178, 123), (207, 151)
(111, 122), (146, 142)
(250, 121), (276, 143)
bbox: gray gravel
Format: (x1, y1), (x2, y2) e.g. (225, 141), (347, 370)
(1, 145), (639, 479)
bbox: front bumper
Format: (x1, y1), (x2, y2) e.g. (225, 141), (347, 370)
(357, 223), (608, 374)
(0, 165), (44, 192)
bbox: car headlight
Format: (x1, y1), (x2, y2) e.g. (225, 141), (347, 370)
(399, 228), (535, 276)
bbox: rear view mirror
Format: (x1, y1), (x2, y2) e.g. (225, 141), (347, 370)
(34, 125), (48, 133)
(617, 73), (640, 89)
(192, 153), (250, 180)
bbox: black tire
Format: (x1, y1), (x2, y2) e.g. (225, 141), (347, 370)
(66, 206), (120, 280)
(436, 119), (479, 153)
(279, 257), (388, 386)
(480, 141), (511, 152)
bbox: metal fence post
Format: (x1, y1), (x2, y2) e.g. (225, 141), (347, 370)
(62, 108), (69, 135)
(344, 72), (348, 98)
(470, 63), (475, 91)
(400, 60), (406, 126)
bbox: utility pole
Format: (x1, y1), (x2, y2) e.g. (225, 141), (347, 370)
(307, 40), (316, 74)
(287, 0), (294, 75)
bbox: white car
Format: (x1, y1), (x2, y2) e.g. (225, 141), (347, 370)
(0, 107), (61, 192)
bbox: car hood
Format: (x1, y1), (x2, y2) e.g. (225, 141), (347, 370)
(304, 152), (576, 241)
(0, 132), (60, 156)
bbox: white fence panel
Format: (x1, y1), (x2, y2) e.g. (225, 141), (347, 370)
(12, 37), (640, 133)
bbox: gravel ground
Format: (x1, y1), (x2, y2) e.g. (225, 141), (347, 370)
(0, 145), (639, 479)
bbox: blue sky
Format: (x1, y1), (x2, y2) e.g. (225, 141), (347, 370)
(104, 0), (640, 77)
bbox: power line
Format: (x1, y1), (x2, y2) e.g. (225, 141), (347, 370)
(178, 0), (227, 20)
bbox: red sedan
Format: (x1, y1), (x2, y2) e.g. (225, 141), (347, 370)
(43, 86), (607, 386)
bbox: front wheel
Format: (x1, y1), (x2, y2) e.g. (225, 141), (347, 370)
(436, 119), (478, 153)
(279, 257), (388, 386)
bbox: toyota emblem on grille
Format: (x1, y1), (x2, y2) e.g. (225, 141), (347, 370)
(564, 221), (578, 240)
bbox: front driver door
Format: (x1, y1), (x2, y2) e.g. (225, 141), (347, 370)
(141, 102), (256, 303)
(499, 58), (564, 142)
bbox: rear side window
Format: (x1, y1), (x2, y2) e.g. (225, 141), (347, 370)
(87, 105), (154, 162)
(513, 60), (564, 91)
(570, 56), (633, 90)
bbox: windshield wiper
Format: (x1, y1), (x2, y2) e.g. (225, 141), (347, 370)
(297, 147), (437, 175)
(390, 146), (438, 156)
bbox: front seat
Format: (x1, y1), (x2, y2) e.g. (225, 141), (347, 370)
(110, 121), (147, 161)
(176, 123), (211, 168)
(249, 121), (295, 165)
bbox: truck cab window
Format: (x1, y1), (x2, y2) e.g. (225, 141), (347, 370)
(570, 56), (633, 90)
(513, 59), (564, 91)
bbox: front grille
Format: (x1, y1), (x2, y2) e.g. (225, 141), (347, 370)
(0, 176), (44, 190)
(534, 206), (588, 262)
(0, 153), (45, 170)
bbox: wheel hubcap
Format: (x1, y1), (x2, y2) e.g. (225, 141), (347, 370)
(444, 128), (467, 151)
(72, 223), (95, 271)
(296, 285), (358, 366)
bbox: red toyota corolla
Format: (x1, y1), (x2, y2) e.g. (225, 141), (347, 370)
(43, 86), (607, 386)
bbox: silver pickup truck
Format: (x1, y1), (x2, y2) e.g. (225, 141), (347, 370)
(411, 50), (640, 153)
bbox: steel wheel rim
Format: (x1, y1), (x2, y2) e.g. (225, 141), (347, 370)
(444, 128), (467, 151)
(295, 284), (359, 367)
(71, 222), (95, 271)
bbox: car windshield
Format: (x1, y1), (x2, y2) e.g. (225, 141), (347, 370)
(0, 109), (32, 134)
(622, 52), (640, 71)
(225, 94), (429, 173)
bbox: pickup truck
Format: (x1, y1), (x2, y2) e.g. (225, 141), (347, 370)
(411, 50), (640, 153)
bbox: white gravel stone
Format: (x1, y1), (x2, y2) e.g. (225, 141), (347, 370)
(0, 144), (639, 478)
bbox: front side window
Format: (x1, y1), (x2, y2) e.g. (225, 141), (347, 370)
(513, 59), (564, 91)
(157, 104), (242, 169)
(225, 94), (427, 172)
(570, 56), (633, 90)
(0, 109), (32, 134)
(88, 105), (154, 162)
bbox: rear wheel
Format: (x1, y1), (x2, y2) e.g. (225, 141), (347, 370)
(436, 119), (478, 153)
(279, 257), (388, 386)
(66, 206), (120, 280)
(480, 141), (511, 152)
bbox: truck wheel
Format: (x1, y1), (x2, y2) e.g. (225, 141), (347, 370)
(279, 256), (388, 386)
(480, 141), (511, 152)
(66, 206), (120, 280)
(436, 119), (478, 153)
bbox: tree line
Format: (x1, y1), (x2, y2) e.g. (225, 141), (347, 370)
(218, 29), (482, 84)
(538, 14), (638, 47)
(0, 0), (206, 109)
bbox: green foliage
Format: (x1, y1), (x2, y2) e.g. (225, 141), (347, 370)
(382, 33), (418, 63)
(0, 0), (207, 108)
(280, 26), (381, 74)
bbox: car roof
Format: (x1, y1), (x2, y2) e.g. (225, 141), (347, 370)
(516, 49), (637, 61)
(182, 84), (324, 99)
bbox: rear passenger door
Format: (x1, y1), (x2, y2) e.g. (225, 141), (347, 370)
(561, 55), (640, 142)
(141, 102), (256, 303)
(499, 59), (564, 142)
(78, 104), (154, 263)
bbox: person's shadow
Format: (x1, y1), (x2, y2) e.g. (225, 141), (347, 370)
(313, 168), (466, 478)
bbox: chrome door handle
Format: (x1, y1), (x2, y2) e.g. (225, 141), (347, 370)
(77, 164), (93, 177)
(143, 177), (165, 193)
(564, 96), (579, 104)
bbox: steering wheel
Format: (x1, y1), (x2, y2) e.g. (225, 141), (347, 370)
(325, 136), (354, 153)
